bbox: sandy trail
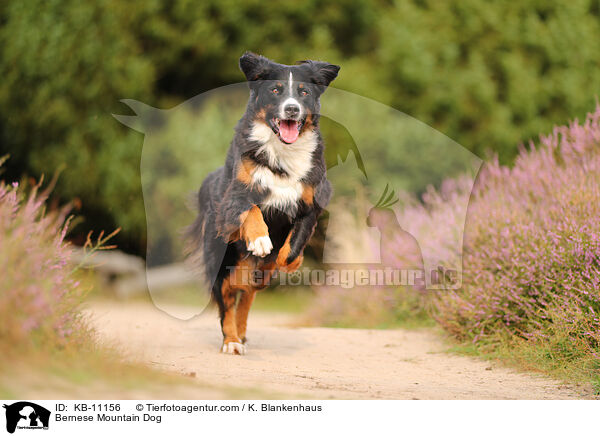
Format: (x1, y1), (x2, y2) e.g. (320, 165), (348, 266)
(87, 301), (584, 399)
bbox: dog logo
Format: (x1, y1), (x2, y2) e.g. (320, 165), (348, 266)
(2, 402), (50, 433)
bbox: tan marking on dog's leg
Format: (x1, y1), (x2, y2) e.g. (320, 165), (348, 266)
(276, 232), (292, 266)
(220, 279), (239, 341)
(240, 205), (272, 257)
(236, 290), (256, 344)
(220, 277), (245, 355)
(234, 260), (276, 344)
(276, 232), (304, 272)
(284, 254), (303, 272)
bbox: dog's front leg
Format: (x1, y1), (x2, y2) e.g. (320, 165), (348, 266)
(276, 212), (318, 272)
(219, 275), (245, 355)
(216, 181), (272, 257)
(239, 205), (272, 257)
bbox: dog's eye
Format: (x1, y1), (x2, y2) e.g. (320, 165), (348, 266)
(272, 87), (281, 94)
(300, 89), (309, 96)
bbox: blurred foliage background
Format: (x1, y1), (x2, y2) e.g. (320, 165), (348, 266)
(1, 0), (600, 256)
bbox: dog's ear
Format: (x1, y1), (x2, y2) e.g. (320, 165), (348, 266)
(300, 60), (340, 87)
(239, 52), (272, 82)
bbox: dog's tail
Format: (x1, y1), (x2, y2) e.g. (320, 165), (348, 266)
(184, 171), (228, 307)
(184, 183), (211, 276)
(184, 202), (204, 255)
(183, 185), (217, 312)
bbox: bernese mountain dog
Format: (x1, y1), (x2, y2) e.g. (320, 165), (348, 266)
(188, 52), (339, 355)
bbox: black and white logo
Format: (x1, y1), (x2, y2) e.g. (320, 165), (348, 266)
(2, 402), (50, 434)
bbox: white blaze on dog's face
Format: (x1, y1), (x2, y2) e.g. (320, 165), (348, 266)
(239, 52), (340, 146)
(277, 71), (303, 143)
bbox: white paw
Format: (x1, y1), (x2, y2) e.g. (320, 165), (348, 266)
(221, 342), (246, 355)
(247, 235), (272, 257)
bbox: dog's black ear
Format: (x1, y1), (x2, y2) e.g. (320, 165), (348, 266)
(300, 60), (340, 87)
(239, 52), (272, 81)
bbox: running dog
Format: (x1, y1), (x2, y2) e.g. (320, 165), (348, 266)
(188, 52), (339, 354)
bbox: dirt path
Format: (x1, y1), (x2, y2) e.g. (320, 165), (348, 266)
(87, 301), (585, 399)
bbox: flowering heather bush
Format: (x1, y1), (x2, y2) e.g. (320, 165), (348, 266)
(0, 173), (85, 349)
(436, 106), (600, 359)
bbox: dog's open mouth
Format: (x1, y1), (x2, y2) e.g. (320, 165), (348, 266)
(271, 118), (303, 144)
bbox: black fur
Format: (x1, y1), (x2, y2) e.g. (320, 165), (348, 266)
(188, 52), (339, 322)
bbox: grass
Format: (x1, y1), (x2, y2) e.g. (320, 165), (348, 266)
(443, 333), (599, 396)
(1, 351), (170, 398)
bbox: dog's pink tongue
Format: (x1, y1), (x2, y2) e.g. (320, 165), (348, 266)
(279, 120), (299, 143)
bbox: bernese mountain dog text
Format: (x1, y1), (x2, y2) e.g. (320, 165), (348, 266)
(188, 52), (339, 355)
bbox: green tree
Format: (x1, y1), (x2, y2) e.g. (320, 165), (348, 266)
(374, 0), (600, 161)
(2, 0), (600, 255)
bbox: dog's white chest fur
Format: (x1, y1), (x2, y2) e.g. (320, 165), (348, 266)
(249, 122), (317, 210)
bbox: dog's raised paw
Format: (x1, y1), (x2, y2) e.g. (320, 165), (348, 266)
(221, 342), (246, 355)
(248, 235), (272, 257)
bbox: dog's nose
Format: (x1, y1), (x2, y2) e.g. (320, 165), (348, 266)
(284, 104), (300, 118)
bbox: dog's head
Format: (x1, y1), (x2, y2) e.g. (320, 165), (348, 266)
(239, 52), (340, 144)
